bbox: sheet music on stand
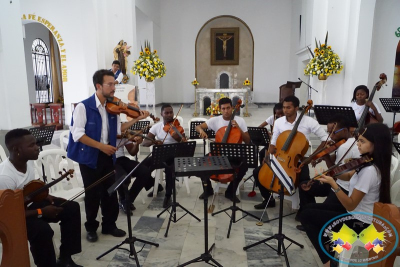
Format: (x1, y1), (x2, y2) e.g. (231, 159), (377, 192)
(314, 105), (358, 127)
(380, 98), (400, 136)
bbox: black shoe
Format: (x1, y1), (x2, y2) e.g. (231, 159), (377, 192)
(56, 256), (83, 267)
(296, 225), (306, 232)
(119, 202), (133, 216)
(199, 189), (214, 199)
(86, 231), (98, 242)
(130, 203), (136, 211)
(102, 228), (126, 237)
(225, 193), (240, 203)
(254, 199), (276, 209)
(147, 184), (164, 197)
(295, 211), (301, 222)
(163, 196), (171, 208)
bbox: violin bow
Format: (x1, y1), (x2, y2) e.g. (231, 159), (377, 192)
(162, 104), (184, 143)
(116, 125), (151, 149)
(59, 170), (116, 206)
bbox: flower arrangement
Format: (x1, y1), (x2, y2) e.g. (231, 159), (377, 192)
(304, 32), (343, 79)
(130, 40), (166, 82)
(191, 78), (199, 86)
(243, 78), (251, 86)
(206, 93), (227, 115)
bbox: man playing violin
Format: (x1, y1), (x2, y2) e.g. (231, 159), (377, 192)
(195, 97), (251, 203)
(296, 115), (360, 231)
(68, 69), (148, 243)
(0, 129), (82, 267)
(253, 96), (328, 210)
(142, 104), (186, 208)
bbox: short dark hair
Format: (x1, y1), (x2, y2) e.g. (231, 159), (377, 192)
(5, 128), (31, 151)
(112, 60), (120, 66)
(283, 96), (300, 108)
(219, 98), (232, 107)
(92, 69), (114, 89)
(161, 104), (172, 112)
(351, 85), (369, 102)
(327, 115), (350, 129)
(273, 103), (283, 114)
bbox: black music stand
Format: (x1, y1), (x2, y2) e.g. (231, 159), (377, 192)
(189, 120), (207, 156)
(153, 142), (201, 237)
(314, 105), (358, 127)
(175, 156), (233, 267)
(29, 125), (56, 183)
(243, 127), (270, 185)
(380, 98), (400, 136)
(97, 155), (159, 266)
(209, 142), (260, 238)
(129, 120), (151, 134)
(243, 157), (304, 267)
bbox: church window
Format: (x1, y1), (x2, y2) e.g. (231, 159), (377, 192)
(32, 38), (53, 103)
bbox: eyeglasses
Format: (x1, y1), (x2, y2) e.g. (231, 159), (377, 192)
(102, 83), (115, 88)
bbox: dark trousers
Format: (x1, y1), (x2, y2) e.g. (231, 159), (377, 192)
(79, 151), (119, 232)
(259, 147), (266, 165)
(142, 155), (174, 197)
(115, 156), (155, 204)
(300, 203), (368, 264)
(27, 199), (81, 267)
(203, 159), (248, 196)
(254, 163), (310, 204)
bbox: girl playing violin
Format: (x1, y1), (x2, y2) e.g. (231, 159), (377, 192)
(257, 102), (283, 164)
(142, 104), (186, 208)
(300, 123), (392, 267)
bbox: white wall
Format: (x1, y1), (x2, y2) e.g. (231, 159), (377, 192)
(368, 0), (400, 126)
(158, 0), (293, 104)
(0, 0), (31, 129)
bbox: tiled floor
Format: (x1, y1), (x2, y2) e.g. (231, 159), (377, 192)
(6, 104), (399, 266)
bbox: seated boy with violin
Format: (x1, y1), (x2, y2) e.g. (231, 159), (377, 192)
(195, 97), (251, 203)
(296, 115), (360, 231)
(114, 111), (161, 215)
(0, 129), (82, 267)
(142, 104), (186, 208)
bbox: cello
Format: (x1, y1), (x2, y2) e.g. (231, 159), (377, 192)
(259, 100), (313, 195)
(210, 99), (243, 183)
(354, 73), (387, 135)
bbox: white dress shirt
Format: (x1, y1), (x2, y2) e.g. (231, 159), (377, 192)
(335, 137), (360, 191)
(70, 93), (121, 144)
(270, 113), (328, 146)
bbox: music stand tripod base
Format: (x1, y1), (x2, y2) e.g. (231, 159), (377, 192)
(97, 160), (159, 266)
(152, 142), (201, 237)
(243, 183), (303, 267)
(175, 156), (233, 267)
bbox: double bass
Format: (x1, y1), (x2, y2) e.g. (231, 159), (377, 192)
(259, 100), (313, 195)
(354, 73), (387, 135)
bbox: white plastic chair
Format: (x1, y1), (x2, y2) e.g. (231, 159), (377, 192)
(34, 149), (84, 203)
(59, 130), (69, 151)
(0, 144), (7, 162)
(390, 155), (399, 187)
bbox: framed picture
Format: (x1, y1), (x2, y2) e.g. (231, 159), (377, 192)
(211, 27), (239, 65)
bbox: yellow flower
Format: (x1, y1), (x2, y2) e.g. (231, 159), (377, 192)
(154, 49), (157, 54)
(321, 44), (325, 47)
(146, 51), (150, 55)
(315, 52), (320, 57)
(314, 48), (319, 53)
(145, 47), (150, 52)
(313, 72), (316, 75)
(150, 68), (153, 71)
(320, 50), (325, 55)
(139, 52), (143, 56)
(337, 71), (341, 74)
(327, 46), (331, 49)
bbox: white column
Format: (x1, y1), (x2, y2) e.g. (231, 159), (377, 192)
(0, 0), (31, 129)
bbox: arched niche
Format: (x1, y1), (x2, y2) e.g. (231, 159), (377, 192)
(195, 15), (254, 90)
(393, 40), (400, 97)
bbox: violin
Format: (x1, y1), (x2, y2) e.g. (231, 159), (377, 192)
(23, 169), (74, 206)
(163, 120), (185, 140)
(117, 129), (158, 145)
(300, 155), (373, 191)
(106, 96), (160, 122)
